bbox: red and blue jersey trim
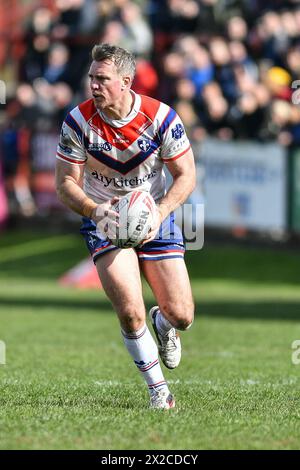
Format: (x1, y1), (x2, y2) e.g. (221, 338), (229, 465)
(83, 132), (161, 175)
(65, 113), (83, 142)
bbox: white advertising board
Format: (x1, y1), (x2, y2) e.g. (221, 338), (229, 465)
(199, 139), (287, 231)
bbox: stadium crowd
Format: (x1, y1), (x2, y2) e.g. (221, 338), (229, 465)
(0, 0), (300, 221)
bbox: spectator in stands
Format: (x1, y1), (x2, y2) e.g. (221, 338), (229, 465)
(229, 41), (258, 80)
(185, 45), (214, 95)
(101, 20), (125, 46)
(52, 82), (75, 124)
(43, 43), (71, 86)
(132, 57), (158, 97)
(21, 6), (55, 82)
(199, 81), (233, 140)
(226, 16), (248, 43)
(120, 1), (153, 56)
(53, 0), (99, 38)
(286, 46), (300, 81)
(280, 10), (299, 42)
(173, 78), (205, 143)
(258, 11), (289, 64)
(14, 83), (39, 129)
(158, 51), (185, 103)
(100, 1), (153, 58)
(173, 77), (204, 141)
(150, 0), (200, 34)
(209, 37), (238, 103)
(264, 66), (292, 100)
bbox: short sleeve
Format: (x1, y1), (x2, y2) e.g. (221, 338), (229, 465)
(159, 111), (191, 162)
(56, 113), (87, 165)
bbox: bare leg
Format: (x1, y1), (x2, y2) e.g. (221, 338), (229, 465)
(96, 248), (145, 333)
(140, 258), (194, 330)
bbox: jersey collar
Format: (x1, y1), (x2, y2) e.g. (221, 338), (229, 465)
(97, 91), (141, 128)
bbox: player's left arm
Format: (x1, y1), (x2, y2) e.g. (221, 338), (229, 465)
(158, 147), (196, 221)
(143, 147), (196, 243)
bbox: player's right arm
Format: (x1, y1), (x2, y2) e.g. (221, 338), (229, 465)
(55, 159), (97, 218)
(55, 159), (119, 225)
(55, 115), (119, 225)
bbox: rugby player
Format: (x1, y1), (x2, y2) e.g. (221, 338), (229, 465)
(55, 44), (195, 409)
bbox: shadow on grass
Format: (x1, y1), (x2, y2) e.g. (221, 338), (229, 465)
(0, 295), (111, 313)
(0, 235), (299, 286)
(0, 246), (87, 281)
(185, 246), (300, 286)
(194, 300), (300, 321)
(0, 295), (300, 321)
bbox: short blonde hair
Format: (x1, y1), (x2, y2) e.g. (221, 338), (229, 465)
(91, 43), (136, 79)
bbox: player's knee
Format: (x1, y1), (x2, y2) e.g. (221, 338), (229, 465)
(175, 316), (194, 331)
(119, 305), (145, 333)
(162, 302), (194, 331)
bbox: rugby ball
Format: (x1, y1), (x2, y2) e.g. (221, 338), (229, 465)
(109, 191), (156, 249)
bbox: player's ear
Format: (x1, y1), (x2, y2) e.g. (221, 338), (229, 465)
(122, 75), (131, 89)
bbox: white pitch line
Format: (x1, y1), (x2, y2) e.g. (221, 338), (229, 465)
(94, 377), (299, 387)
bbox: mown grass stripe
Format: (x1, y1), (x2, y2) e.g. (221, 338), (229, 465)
(0, 235), (77, 263)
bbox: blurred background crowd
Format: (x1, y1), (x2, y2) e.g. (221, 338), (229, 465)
(0, 0), (299, 224)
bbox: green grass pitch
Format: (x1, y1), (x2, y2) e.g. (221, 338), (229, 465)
(1, 229), (300, 449)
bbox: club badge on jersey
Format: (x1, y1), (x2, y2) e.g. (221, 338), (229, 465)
(138, 139), (151, 152)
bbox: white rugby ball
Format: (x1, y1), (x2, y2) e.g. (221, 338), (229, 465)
(109, 191), (156, 249)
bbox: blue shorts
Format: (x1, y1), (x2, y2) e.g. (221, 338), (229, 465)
(80, 212), (185, 263)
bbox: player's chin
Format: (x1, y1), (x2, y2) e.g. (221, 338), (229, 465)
(93, 96), (105, 106)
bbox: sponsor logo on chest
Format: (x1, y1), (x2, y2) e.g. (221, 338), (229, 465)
(112, 132), (130, 144)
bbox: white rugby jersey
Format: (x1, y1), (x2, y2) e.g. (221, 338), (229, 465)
(56, 91), (191, 203)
